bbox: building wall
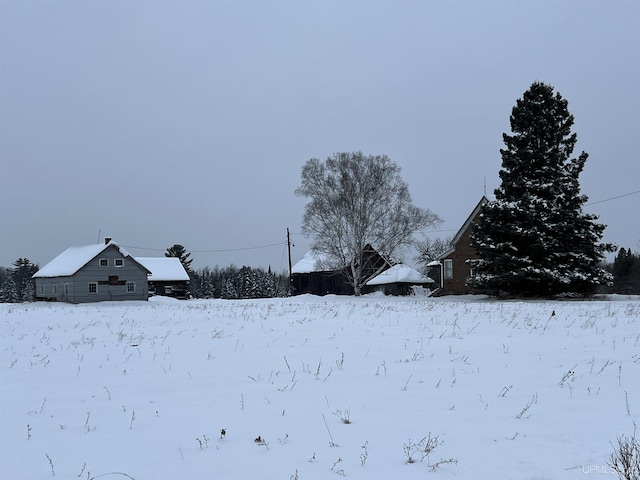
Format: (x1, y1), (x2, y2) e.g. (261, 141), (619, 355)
(441, 224), (480, 294)
(365, 283), (431, 296)
(291, 271), (353, 296)
(149, 281), (189, 299)
(34, 275), (74, 302)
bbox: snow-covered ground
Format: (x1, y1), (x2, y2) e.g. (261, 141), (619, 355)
(1, 294), (639, 479)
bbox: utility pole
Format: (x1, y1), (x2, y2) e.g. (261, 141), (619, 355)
(287, 228), (293, 294)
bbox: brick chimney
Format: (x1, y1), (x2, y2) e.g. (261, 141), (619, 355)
(105, 237), (112, 245)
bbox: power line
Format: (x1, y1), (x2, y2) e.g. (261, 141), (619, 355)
(291, 190), (639, 240)
(586, 190), (640, 206)
(290, 228), (460, 236)
(121, 242), (285, 254)
(122, 190), (636, 255)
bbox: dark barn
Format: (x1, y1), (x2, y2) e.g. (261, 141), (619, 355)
(291, 245), (391, 296)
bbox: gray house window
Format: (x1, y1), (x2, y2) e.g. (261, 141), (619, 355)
(126, 281), (135, 293)
(115, 259), (124, 267)
(99, 258), (108, 267)
(444, 259), (453, 279)
(64, 283), (69, 295)
(88, 282), (97, 294)
(41, 285), (45, 295)
(52, 284), (57, 295)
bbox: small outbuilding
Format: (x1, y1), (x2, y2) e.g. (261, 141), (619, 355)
(366, 264), (435, 296)
(33, 239), (150, 303)
(290, 250), (353, 296)
(136, 257), (190, 299)
(291, 245), (392, 296)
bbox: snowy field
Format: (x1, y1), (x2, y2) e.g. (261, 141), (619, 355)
(1, 294), (639, 479)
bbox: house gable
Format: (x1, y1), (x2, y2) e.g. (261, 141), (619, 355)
(435, 196), (488, 294)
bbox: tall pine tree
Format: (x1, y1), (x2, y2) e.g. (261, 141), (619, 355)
(470, 82), (615, 297)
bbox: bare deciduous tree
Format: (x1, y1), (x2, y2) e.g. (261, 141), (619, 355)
(295, 152), (441, 295)
(415, 237), (452, 267)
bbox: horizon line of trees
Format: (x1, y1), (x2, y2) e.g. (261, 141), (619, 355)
(0, 258), (38, 303)
(0, 258), (292, 303)
(163, 244), (291, 299)
(188, 265), (291, 299)
(608, 247), (640, 295)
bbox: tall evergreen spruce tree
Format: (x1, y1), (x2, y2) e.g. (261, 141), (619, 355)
(470, 82), (615, 297)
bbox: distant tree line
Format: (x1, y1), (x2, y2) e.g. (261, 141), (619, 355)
(163, 244), (290, 299)
(0, 258), (38, 303)
(604, 248), (640, 295)
(188, 265), (290, 299)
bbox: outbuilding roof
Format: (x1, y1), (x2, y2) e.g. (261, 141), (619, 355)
(291, 250), (332, 274)
(366, 264), (434, 286)
(136, 257), (190, 281)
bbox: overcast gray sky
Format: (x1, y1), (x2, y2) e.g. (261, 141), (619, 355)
(1, 0), (638, 272)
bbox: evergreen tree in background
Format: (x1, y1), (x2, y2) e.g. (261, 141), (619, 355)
(611, 248), (640, 294)
(193, 267), (216, 298)
(187, 265), (284, 300)
(470, 82), (615, 297)
(0, 267), (9, 292)
(11, 258), (38, 301)
(221, 276), (237, 299)
(261, 268), (277, 298)
(21, 280), (35, 302)
(0, 275), (19, 303)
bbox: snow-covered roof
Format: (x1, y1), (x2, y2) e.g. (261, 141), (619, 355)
(33, 241), (136, 278)
(136, 257), (190, 281)
(366, 264), (434, 285)
(291, 250), (333, 274)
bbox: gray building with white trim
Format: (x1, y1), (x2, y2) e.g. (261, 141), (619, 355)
(33, 239), (150, 303)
